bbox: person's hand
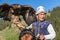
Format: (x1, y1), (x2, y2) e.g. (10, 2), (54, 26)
(39, 34), (45, 40)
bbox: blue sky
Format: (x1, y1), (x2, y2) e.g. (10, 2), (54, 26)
(0, 0), (60, 12)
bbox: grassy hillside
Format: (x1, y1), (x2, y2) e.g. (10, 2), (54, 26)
(0, 20), (11, 30)
(0, 27), (20, 40)
(0, 20), (20, 40)
(47, 13), (60, 40)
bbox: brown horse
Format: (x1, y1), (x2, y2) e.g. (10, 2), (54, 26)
(19, 28), (45, 40)
(19, 29), (36, 40)
(19, 29), (45, 40)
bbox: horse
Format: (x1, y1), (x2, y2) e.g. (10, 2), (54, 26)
(19, 29), (36, 40)
(19, 29), (45, 40)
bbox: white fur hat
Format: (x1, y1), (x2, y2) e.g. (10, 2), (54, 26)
(35, 6), (46, 15)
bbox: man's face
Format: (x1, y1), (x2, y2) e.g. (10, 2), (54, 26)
(36, 12), (46, 21)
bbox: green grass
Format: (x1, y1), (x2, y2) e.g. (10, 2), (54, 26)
(0, 20), (11, 30)
(46, 16), (60, 40)
(0, 27), (20, 40)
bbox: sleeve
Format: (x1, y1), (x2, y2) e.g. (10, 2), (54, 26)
(44, 24), (56, 39)
(26, 24), (33, 29)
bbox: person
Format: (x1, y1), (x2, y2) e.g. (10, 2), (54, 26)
(27, 6), (56, 40)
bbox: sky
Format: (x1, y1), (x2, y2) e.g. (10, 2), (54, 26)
(0, 0), (60, 12)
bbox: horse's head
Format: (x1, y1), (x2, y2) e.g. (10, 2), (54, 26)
(19, 29), (35, 40)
